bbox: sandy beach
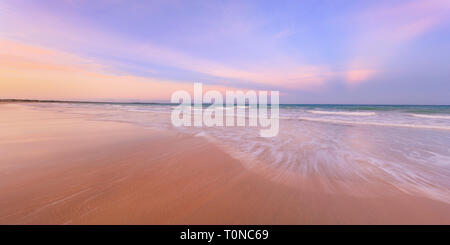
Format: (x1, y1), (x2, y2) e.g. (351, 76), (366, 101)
(0, 103), (449, 225)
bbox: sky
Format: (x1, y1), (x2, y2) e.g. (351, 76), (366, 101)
(0, 0), (449, 104)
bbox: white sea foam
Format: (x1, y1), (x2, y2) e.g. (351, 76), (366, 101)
(410, 114), (450, 119)
(308, 110), (376, 116)
(27, 102), (450, 204)
(297, 117), (450, 130)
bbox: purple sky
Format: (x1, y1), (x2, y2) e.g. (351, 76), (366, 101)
(1, 0), (449, 104)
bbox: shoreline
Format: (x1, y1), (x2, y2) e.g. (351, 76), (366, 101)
(2, 99), (450, 107)
(1, 103), (449, 224)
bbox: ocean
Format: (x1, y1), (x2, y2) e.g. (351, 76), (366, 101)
(27, 102), (450, 204)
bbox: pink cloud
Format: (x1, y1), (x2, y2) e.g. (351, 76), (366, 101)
(360, 0), (450, 43)
(0, 39), (243, 101)
(345, 69), (377, 84)
(0, 1), (332, 91)
(344, 0), (450, 85)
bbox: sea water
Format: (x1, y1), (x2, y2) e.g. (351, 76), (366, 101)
(29, 103), (450, 203)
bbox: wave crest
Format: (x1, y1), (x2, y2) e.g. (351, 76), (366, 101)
(308, 110), (376, 116)
(298, 117), (450, 130)
(410, 114), (450, 119)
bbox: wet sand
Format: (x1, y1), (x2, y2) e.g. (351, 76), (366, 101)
(0, 103), (449, 224)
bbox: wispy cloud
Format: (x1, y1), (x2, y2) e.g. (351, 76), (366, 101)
(344, 0), (450, 84)
(345, 69), (377, 84)
(0, 0), (333, 92)
(0, 39), (241, 101)
(360, 0), (450, 42)
(1, 0), (449, 103)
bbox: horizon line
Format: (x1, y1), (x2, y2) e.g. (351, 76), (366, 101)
(1, 99), (449, 107)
